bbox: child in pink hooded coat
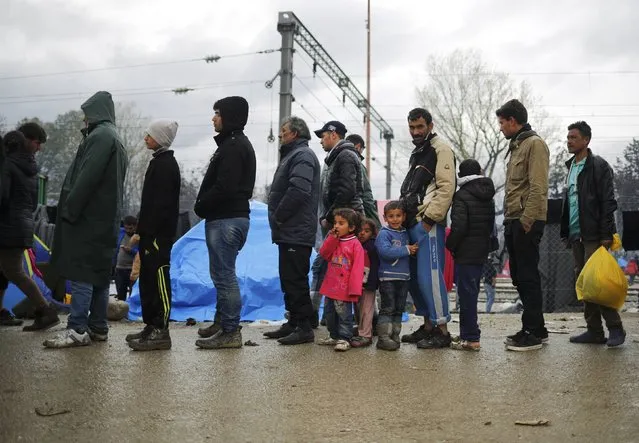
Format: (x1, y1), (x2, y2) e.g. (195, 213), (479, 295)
(317, 208), (365, 352)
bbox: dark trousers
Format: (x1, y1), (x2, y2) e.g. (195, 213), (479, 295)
(505, 220), (546, 335)
(139, 236), (172, 330)
(572, 240), (623, 332)
(378, 280), (409, 325)
(278, 244), (314, 329)
(114, 268), (132, 301)
(455, 264), (483, 342)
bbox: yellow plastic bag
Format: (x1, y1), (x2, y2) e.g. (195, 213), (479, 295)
(576, 245), (628, 310)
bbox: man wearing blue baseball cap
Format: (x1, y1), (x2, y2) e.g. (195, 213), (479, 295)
(314, 120), (364, 227)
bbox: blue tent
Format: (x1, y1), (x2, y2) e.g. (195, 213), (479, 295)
(128, 201), (305, 322)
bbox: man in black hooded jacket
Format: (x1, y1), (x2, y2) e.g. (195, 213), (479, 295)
(194, 96), (256, 350)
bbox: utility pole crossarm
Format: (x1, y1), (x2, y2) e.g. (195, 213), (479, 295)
(278, 11), (394, 142)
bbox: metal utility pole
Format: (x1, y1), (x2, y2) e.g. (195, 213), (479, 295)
(277, 12), (295, 131)
(365, 0), (371, 178)
(275, 11), (395, 198)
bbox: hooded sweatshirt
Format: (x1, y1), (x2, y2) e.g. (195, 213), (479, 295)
(137, 119), (181, 239)
(195, 96), (256, 221)
(446, 174), (496, 265)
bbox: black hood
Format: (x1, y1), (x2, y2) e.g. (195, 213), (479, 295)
(7, 151), (38, 177)
(214, 96), (249, 133)
(325, 140), (357, 166)
(458, 175), (495, 201)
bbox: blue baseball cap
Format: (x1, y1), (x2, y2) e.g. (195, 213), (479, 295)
(314, 120), (347, 138)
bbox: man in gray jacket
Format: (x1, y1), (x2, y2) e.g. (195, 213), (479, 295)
(264, 116), (321, 345)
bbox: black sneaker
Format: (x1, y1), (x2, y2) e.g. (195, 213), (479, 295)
(376, 337), (400, 351)
(197, 322), (222, 338)
(401, 325), (431, 343)
(505, 331), (543, 352)
(22, 305), (59, 331)
(416, 328), (452, 349)
(506, 329), (548, 345)
(128, 328), (172, 351)
(196, 328), (242, 349)
(126, 324), (154, 343)
(263, 322), (295, 339)
(0, 309), (23, 326)
(277, 327), (315, 345)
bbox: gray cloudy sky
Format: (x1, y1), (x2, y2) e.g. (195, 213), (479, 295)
(2, 0), (638, 197)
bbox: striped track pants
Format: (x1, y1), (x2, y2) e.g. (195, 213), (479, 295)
(139, 236), (172, 329)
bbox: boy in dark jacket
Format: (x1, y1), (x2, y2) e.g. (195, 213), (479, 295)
(446, 159), (496, 351)
(375, 201), (418, 351)
(126, 119), (180, 351)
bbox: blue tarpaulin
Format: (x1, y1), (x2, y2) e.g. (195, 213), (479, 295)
(128, 201), (304, 322)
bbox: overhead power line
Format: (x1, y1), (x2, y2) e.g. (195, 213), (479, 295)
(0, 48), (280, 82)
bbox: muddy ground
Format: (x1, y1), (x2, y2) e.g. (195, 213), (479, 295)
(1, 313), (638, 442)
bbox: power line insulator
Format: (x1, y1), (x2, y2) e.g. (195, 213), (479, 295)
(204, 55), (221, 63)
(267, 128), (276, 143)
(172, 87), (194, 95)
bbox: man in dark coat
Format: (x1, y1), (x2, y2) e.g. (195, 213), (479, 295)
(45, 91), (128, 348)
(446, 159), (496, 351)
(0, 127), (59, 330)
(263, 116), (320, 345)
(194, 96), (256, 350)
(345, 134), (381, 227)
(126, 119), (181, 351)
(315, 120), (364, 227)
(560, 121), (624, 347)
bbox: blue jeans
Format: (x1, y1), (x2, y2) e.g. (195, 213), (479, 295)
(485, 283), (496, 313)
(325, 298), (354, 341)
(408, 223), (450, 325)
(378, 280), (409, 325)
(67, 280), (110, 334)
(456, 264), (482, 342)
(205, 218), (250, 332)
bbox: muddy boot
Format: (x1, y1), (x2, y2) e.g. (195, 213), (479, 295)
(128, 328), (172, 351)
(196, 328), (243, 349)
(401, 324), (431, 343)
(197, 312), (222, 338)
(390, 322), (402, 344)
(277, 327), (315, 345)
(23, 305), (60, 332)
(376, 323), (399, 351)
(0, 308), (23, 326)
(126, 324), (154, 342)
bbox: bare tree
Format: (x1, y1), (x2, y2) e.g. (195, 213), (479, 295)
(0, 114), (7, 134)
(116, 102), (151, 216)
(416, 49), (560, 194)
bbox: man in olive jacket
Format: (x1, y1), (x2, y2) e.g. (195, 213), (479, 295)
(45, 91), (128, 348)
(497, 99), (550, 352)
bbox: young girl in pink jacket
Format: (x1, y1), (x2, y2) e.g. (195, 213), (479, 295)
(317, 208), (365, 352)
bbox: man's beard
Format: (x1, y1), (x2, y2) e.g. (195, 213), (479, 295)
(411, 133), (428, 146)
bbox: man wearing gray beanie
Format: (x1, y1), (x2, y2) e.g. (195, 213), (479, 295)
(127, 119), (181, 351)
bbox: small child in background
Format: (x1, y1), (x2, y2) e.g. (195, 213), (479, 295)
(375, 201), (417, 351)
(114, 216), (139, 301)
(317, 208), (365, 352)
(351, 218), (379, 348)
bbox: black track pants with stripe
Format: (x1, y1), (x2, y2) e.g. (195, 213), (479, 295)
(139, 236), (173, 329)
